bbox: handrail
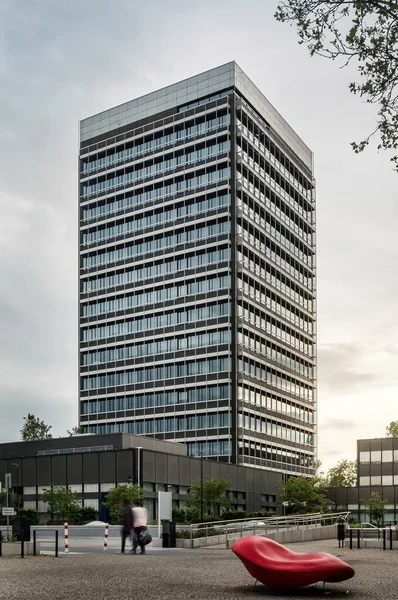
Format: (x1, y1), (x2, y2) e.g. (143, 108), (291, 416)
(188, 511), (350, 545)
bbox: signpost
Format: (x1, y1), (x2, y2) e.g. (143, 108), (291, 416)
(5, 473), (12, 536)
(157, 491), (172, 539)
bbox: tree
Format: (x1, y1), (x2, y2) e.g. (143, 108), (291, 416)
(185, 477), (233, 518)
(360, 491), (387, 526)
(42, 486), (80, 522)
(103, 484), (144, 523)
(0, 490), (5, 505)
(20, 413), (52, 441)
(67, 426), (84, 437)
(326, 459), (357, 487)
(279, 475), (331, 514)
(386, 421), (398, 437)
(275, 1), (398, 170)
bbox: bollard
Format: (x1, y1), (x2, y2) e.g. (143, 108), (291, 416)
(103, 523), (109, 551)
(55, 530), (59, 558)
(389, 528), (393, 550)
(383, 529), (386, 551)
(0, 532), (2, 557)
(20, 531), (25, 559)
(64, 523), (69, 554)
(33, 530), (37, 556)
(357, 529), (360, 549)
(349, 529), (353, 549)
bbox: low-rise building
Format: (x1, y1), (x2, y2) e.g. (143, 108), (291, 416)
(327, 437), (398, 524)
(0, 433), (283, 521)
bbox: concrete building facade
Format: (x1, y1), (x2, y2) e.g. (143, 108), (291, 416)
(79, 62), (317, 476)
(0, 434), (282, 521)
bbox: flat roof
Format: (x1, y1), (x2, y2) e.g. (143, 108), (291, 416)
(0, 433), (187, 459)
(80, 61), (312, 170)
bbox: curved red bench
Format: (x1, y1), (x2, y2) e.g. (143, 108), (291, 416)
(232, 536), (355, 589)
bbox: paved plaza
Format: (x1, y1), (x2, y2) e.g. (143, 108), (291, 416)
(1, 539), (397, 599)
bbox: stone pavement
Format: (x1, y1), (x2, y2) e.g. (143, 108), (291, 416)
(1, 538), (397, 599)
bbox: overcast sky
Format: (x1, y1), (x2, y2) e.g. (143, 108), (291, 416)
(0, 0), (396, 471)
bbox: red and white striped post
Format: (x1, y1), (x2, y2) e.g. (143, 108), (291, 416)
(103, 523), (109, 551)
(64, 523), (69, 554)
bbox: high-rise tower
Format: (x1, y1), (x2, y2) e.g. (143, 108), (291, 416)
(79, 62), (316, 475)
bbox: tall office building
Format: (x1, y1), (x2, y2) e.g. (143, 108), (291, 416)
(79, 62), (316, 475)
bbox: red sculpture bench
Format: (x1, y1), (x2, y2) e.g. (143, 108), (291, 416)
(232, 536), (355, 589)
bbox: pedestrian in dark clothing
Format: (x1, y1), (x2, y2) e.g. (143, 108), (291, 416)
(119, 500), (133, 554)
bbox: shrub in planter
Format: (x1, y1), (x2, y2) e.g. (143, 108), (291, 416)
(15, 508), (40, 525)
(0, 534), (18, 542)
(176, 528), (221, 539)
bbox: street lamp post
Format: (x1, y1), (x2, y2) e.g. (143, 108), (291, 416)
(197, 451), (204, 522)
(136, 447), (143, 488)
(11, 463), (19, 511)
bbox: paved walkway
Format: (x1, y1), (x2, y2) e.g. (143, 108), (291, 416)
(1, 538), (397, 599)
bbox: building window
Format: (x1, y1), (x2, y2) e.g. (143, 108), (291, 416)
(142, 482), (154, 492)
(100, 483), (115, 492)
(23, 486), (37, 495)
(68, 484), (82, 493)
(84, 499), (99, 510)
(38, 501), (49, 512)
(370, 450), (381, 463)
(382, 475), (393, 486)
(359, 476), (370, 486)
(382, 450), (393, 462)
(370, 475), (381, 485)
(84, 484), (99, 493)
(359, 451), (370, 463)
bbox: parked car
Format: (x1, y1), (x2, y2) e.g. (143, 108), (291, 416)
(243, 520), (266, 528)
(213, 520), (266, 531)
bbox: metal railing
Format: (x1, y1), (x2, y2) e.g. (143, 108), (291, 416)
(348, 525), (397, 550)
(348, 522), (398, 543)
(187, 511), (350, 547)
(33, 529), (59, 557)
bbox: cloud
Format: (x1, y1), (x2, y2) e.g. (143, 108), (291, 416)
(320, 418), (357, 431)
(318, 343), (398, 393)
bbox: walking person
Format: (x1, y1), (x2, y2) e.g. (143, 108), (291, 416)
(132, 501), (149, 555)
(119, 499), (133, 554)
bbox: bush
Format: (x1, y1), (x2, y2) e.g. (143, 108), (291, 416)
(172, 508), (187, 523)
(172, 507), (206, 524)
(75, 506), (98, 525)
(349, 521), (361, 528)
(0, 533), (18, 542)
(220, 510), (275, 521)
(16, 508), (40, 525)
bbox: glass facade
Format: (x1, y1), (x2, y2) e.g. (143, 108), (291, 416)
(79, 62), (316, 475)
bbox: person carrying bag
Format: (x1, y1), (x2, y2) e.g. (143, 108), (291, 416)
(132, 501), (151, 554)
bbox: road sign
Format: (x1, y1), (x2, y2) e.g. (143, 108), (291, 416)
(2, 507), (15, 516)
